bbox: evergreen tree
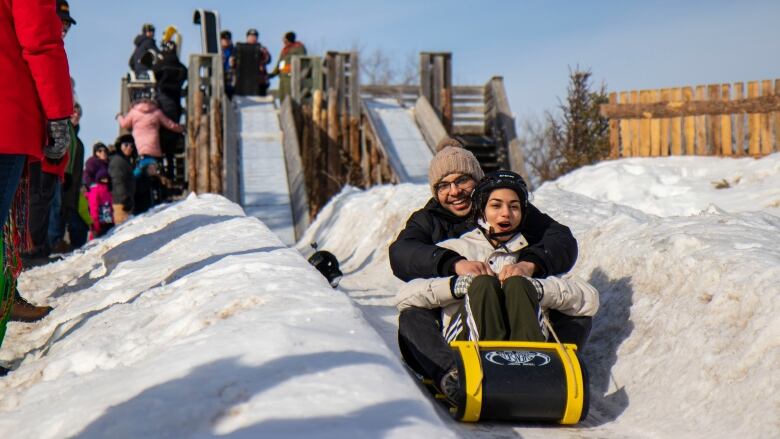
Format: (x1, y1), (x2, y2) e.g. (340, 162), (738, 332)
(522, 67), (610, 184)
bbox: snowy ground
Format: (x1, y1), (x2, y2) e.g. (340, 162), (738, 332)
(1, 154), (778, 438)
(0, 195), (452, 438)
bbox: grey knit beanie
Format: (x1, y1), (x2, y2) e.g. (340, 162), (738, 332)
(428, 146), (484, 195)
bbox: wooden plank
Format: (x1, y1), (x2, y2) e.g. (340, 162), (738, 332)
(695, 86), (707, 155)
(761, 79), (773, 155)
(414, 95), (448, 152)
(619, 91), (630, 157)
(671, 88), (683, 155)
(600, 93), (780, 118)
(453, 115), (486, 122)
(659, 88), (671, 156)
(720, 84), (732, 156)
(609, 92), (619, 158)
(734, 82), (745, 155)
(772, 79), (780, 152)
(419, 53), (431, 101)
(349, 52), (361, 118)
(209, 94), (222, 193)
(683, 87), (695, 155)
(650, 89), (662, 156)
(639, 90), (651, 156)
(708, 84), (721, 155)
(748, 81), (760, 155)
(452, 125), (486, 136)
(327, 87), (340, 195)
(361, 84), (419, 95)
(280, 96), (310, 239)
(453, 105), (485, 113)
(776, 79), (780, 153)
(453, 96), (485, 103)
(630, 90), (640, 156)
(432, 56), (444, 114)
(452, 86), (485, 95)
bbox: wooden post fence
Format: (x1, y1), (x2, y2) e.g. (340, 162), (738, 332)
(602, 78), (780, 157)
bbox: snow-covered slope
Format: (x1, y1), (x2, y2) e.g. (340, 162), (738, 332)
(0, 194), (453, 439)
(299, 153), (780, 438)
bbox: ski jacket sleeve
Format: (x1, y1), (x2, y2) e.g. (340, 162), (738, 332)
(12, 0), (72, 120)
(389, 209), (464, 282)
(537, 275), (599, 317)
(515, 203), (578, 277)
(395, 277), (456, 311)
(117, 110), (134, 130)
(156, 110), (183, 133)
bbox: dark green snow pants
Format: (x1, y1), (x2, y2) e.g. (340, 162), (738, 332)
(456, 275), (545, 342)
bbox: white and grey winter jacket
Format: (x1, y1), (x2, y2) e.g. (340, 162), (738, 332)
(395, 228), (599, 338)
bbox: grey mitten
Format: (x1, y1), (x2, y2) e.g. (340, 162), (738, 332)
(450, 274), (474, 299)
(44, 118), (72, 161)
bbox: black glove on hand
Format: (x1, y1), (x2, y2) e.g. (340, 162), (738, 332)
(44, 118), (72, 161)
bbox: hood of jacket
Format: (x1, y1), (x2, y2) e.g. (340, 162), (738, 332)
(132, 101), (157, 113)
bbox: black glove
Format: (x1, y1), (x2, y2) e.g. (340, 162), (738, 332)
(44, 118), (72, 161)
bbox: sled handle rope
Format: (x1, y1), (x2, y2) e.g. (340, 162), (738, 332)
(543, 313), (580, 399)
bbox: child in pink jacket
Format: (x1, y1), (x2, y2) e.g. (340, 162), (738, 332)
(87, 168), (114, 239)
(116, 98), (183, 158)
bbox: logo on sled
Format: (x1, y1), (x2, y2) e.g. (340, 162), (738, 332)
(484, 350), (551, 367)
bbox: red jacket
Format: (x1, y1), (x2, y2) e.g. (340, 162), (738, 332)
(0, 0), (73, 163)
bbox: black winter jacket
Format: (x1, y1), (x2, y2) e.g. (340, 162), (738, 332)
(129, 35), (159, 74)
(108, 153), (135, 209)
(153, 53), (187, 120)
(389, 198), (578, 281)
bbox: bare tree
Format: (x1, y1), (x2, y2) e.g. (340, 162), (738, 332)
(352, 44), (418, 86)
(362, 48), (395, 85)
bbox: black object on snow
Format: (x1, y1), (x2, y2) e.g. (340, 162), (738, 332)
(307, 243), (342, 288)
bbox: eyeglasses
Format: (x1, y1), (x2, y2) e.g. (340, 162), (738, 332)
(435, 175), (474, 194)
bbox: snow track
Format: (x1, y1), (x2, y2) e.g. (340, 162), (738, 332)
(235, 96), (296, 245)
(363, 98), (433, 184)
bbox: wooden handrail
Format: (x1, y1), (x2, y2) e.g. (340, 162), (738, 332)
(601, 95), (780, 118)
(414, 96), (448, 153)
(280, 97), (311, 240)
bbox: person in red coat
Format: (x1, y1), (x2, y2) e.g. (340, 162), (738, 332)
(16, 0), (75, 267)
(0, 0), (73, 356)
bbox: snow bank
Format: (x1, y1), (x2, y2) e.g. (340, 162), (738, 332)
(544, 154), (780, 217)
(0, 194), (453, 439)
(299, 154), (780, 438)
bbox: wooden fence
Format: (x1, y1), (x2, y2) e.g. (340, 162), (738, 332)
(601, 79), (780, 158)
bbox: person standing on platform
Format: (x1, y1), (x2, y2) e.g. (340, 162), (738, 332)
(269, 31), (306, 102)
(220, 30), (235, 98)
(234, 29), (272, 96)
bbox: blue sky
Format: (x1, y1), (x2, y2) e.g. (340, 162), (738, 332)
(63, 0), (780, 149)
